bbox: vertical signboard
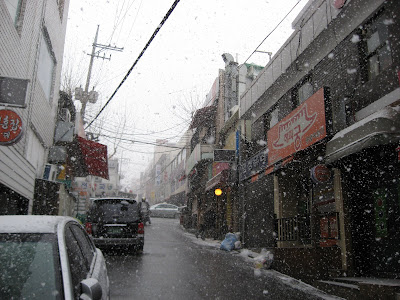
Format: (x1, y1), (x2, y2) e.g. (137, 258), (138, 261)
(155, 164), (161, 186)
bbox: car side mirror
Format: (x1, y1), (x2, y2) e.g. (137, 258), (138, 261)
(80, 278), (102, 300)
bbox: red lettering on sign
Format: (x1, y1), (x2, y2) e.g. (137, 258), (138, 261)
(0, 109), (23, 146)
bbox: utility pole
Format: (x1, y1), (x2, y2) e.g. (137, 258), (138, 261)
(75, 25), (124, 122)
(73, 25), (123, 206)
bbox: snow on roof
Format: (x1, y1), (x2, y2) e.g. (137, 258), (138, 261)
(0, 215), (76, 234)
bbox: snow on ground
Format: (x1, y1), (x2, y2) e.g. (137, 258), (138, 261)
(182, 227), (344, 300)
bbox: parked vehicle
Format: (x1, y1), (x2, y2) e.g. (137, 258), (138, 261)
(86, 197), (144, 253)
(0, 215), (110, 300)
(150, 203), (180, 218)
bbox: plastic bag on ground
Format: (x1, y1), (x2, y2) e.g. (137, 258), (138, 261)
(220, 233), (238, 251)
(253, 249), (274, 269)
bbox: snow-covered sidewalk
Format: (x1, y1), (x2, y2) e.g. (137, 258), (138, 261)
(182, 228), (344, 300)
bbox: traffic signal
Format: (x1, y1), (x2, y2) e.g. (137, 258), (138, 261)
(214, 188), (222, 196)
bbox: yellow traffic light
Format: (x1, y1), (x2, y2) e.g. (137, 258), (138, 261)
(215, 188), (222, 196)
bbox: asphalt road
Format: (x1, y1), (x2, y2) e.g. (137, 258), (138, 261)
(105, 217), (340, 300)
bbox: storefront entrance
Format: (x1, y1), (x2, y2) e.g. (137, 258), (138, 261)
(343, 147), (400, 277)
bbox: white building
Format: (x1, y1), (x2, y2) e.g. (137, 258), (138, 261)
(0, 0), (70, 214)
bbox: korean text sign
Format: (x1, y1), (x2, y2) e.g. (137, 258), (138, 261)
(267, 88), (327, 165)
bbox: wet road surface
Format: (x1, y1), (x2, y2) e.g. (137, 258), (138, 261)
(105, 218), (340, 300)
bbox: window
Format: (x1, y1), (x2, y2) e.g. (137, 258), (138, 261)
(269, 107), (279, 129)
(0, 233), (61, 300)
(65, 227), (89, 298)
(361, 13), (392, 81)
(298, 81), (313, 104)
(69, 224), (95, 269)
(4, 0), (23, 27)
(37, 32), (55, 101)
(26, 129), (45, 176)
(291, 77), (313, 107)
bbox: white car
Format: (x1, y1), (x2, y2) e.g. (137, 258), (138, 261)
(150, 203), (180, 218)
(0, 215), (110, 300)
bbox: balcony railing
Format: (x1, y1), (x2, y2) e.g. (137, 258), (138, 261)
(186, 143), (214, 175)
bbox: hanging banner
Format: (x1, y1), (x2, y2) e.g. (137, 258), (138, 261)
(0, 109), (23, 146)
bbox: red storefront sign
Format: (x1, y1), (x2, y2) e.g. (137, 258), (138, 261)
(0, 109), (23, 146)
(267, 88), (327, 165)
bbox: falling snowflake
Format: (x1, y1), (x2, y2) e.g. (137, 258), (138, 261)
(257, 140), (267, 146)
(347, 68), (357, 74)
(351, 34), (360, 43)
(383, 19), (394, 25)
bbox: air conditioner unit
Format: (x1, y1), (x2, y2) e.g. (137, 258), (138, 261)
(43, 164), (59, 181)
(61, 108), (71, 122)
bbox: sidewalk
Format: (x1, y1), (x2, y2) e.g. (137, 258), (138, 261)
(180, 225), (344, 300)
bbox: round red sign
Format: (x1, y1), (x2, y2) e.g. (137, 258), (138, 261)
(311, 164), (332, 184)
(0, 109), (23, 146)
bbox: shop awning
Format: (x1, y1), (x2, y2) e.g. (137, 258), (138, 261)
(68, 136), (109, 179)
(326, 106), (400, 164)
(189, 106), (217, 129)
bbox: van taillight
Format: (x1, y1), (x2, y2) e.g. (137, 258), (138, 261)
(85, 222), (92, 235)
(138, 222), (144, 235)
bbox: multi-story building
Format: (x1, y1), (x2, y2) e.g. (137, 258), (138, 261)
(0, 0), (70, 214)
(168, 130), (192, 206)
(239, 0), (400, 293)
(141, 139), (178, 205)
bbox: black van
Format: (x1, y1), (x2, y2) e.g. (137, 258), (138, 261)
(85, 198), (144, 253)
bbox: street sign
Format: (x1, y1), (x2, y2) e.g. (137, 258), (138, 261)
(0, 109), (23, 146)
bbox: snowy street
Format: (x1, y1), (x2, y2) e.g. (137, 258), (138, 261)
(106, 218), (342, 300)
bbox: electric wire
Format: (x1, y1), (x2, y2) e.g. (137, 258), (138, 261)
(243, 0), (304, 65)
(85, 0), (181, 130)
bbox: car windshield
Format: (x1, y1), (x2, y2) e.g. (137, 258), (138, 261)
(88, 199), (140, 223)
(0, 233), (61, 300)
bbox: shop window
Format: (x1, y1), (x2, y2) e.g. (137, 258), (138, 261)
(360, 13), (392, 81)
(37, 31), (56, 101)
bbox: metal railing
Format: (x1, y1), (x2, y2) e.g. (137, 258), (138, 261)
(275, 212), (340, 244)
(276, 214), (311, 242)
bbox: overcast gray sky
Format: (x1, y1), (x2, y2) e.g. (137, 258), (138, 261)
(62, 0), (309, 186)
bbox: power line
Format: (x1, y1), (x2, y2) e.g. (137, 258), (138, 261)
(102, 136), (183, 154)
(100, 134), (189, 149)
(85, 0), (181, 129)
(243, 0), (304, 65)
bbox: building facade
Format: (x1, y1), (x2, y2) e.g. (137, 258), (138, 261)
(0, 0), (70, 214)
(239, 0), (400, 283)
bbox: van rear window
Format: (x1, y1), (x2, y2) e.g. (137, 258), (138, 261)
(88, 199), (139, 223)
